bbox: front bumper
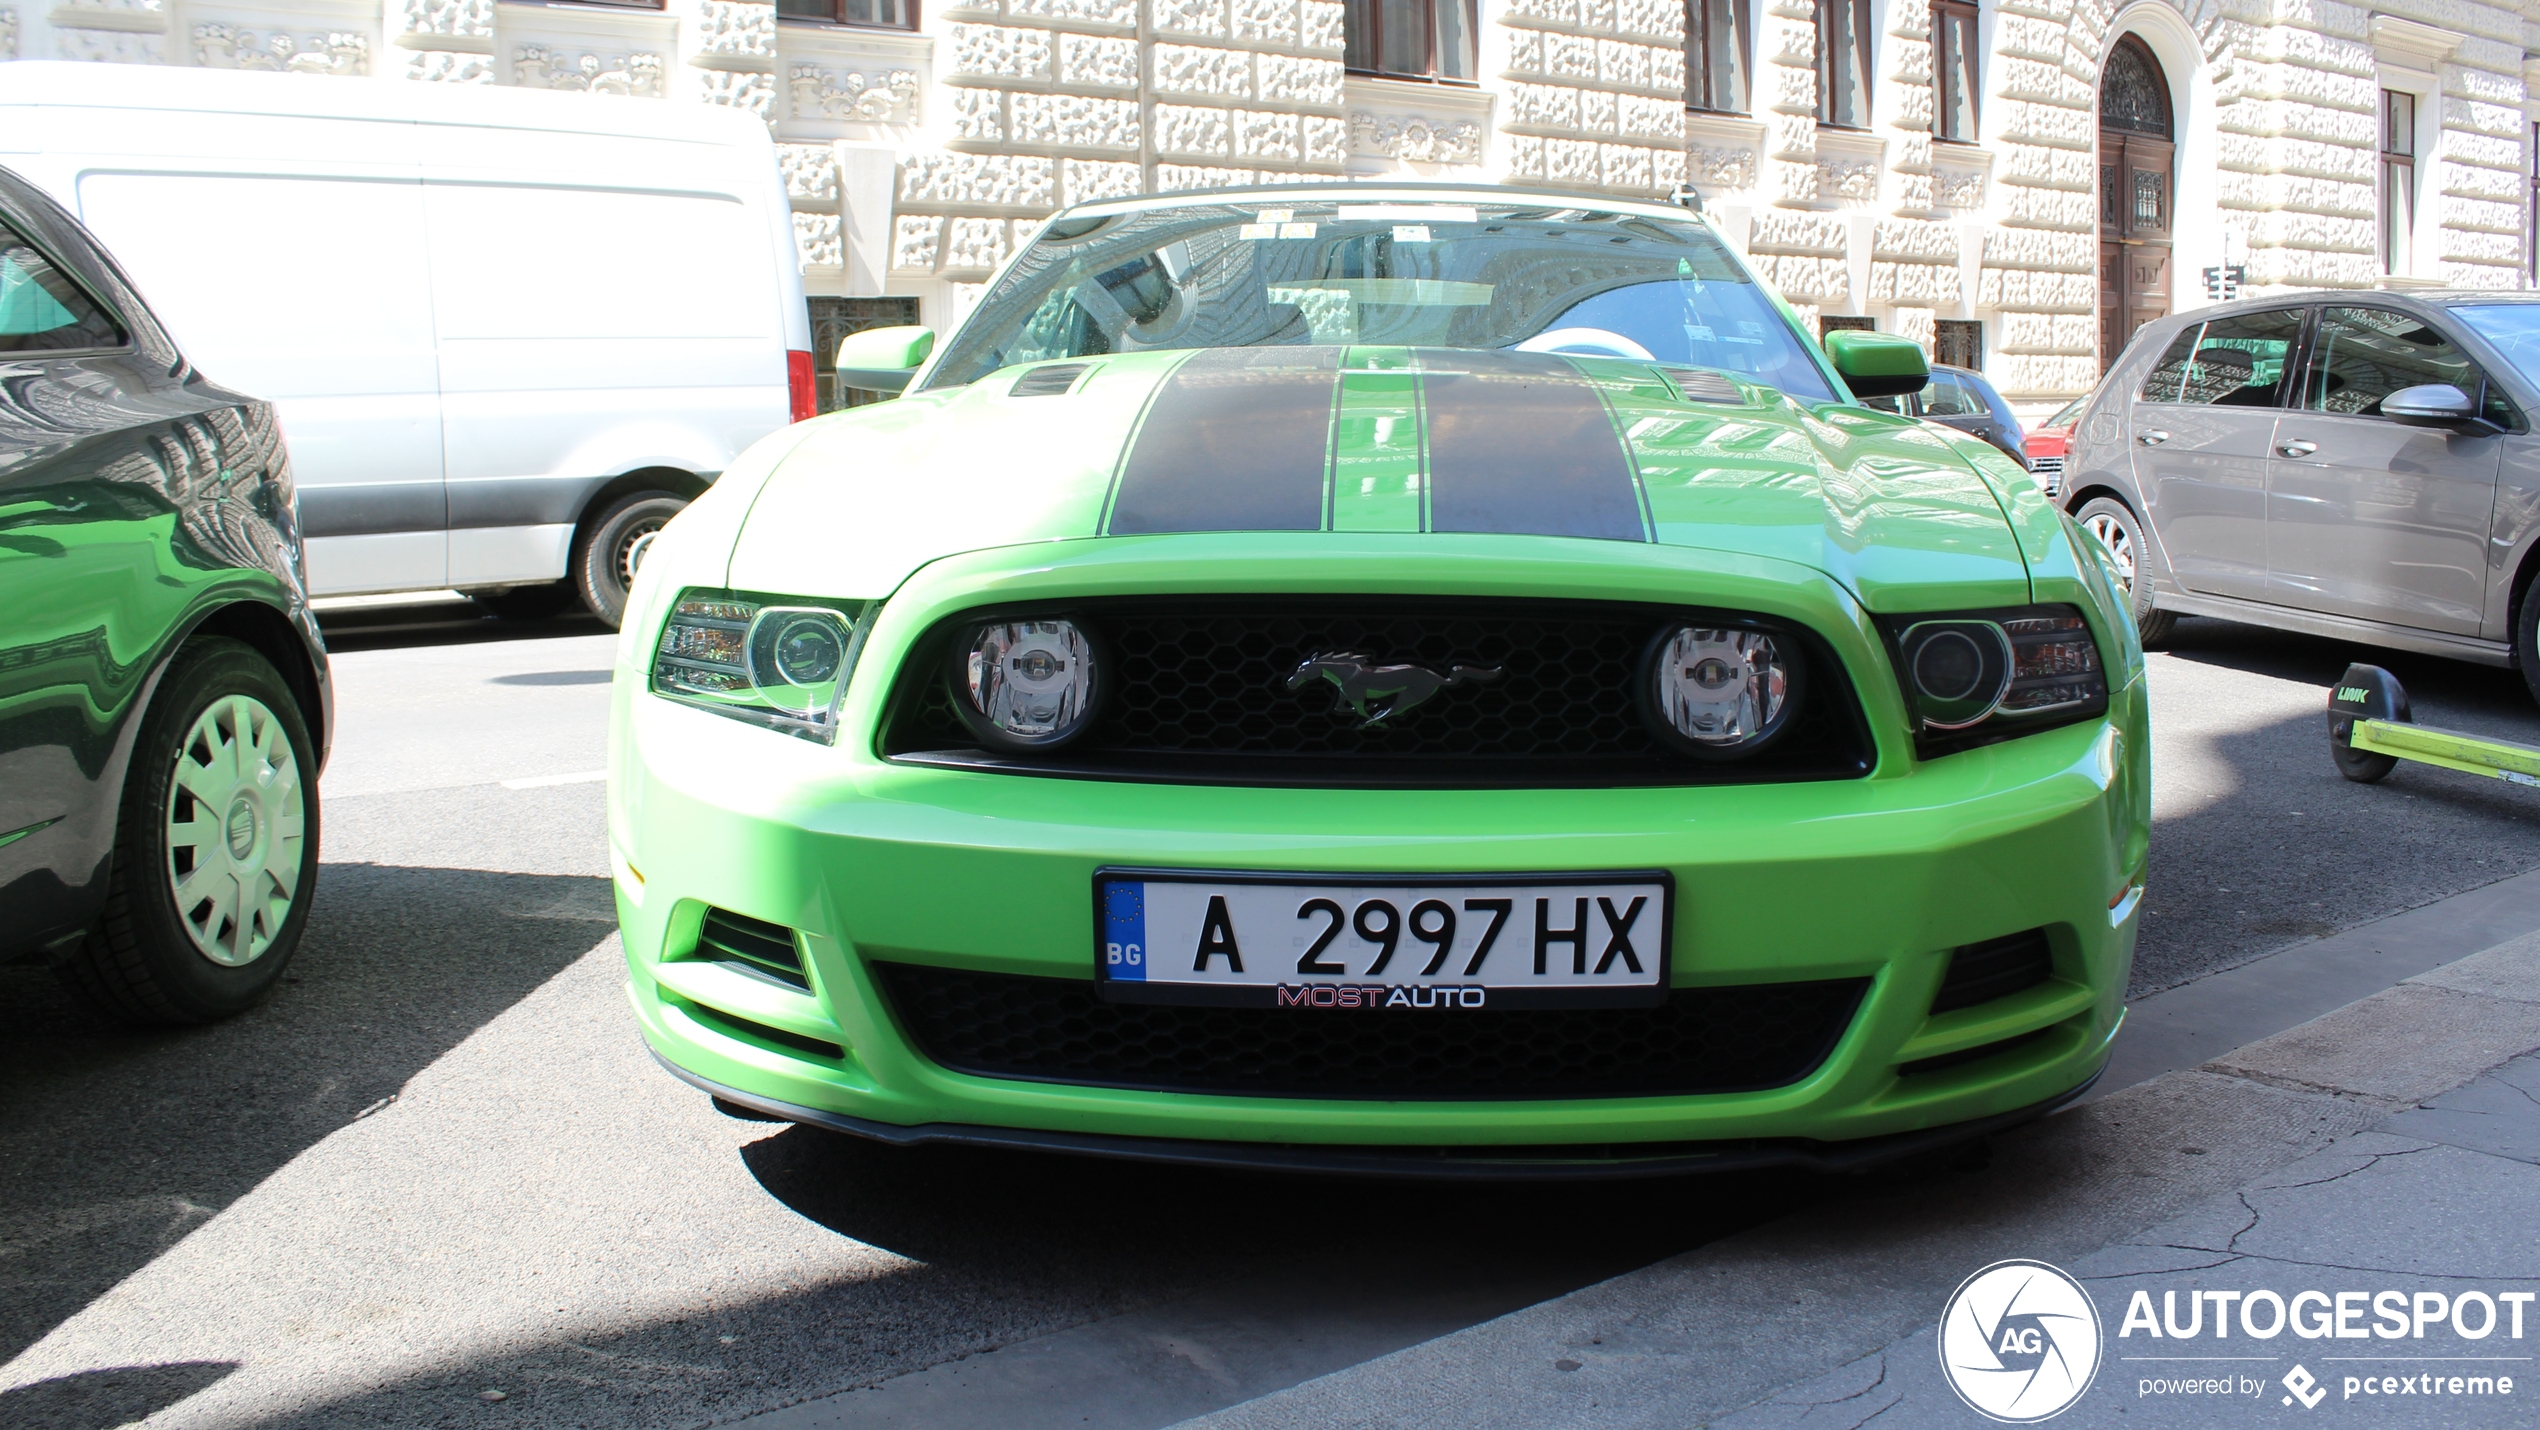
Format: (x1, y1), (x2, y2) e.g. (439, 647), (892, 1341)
(608, 535), (2149, 1160)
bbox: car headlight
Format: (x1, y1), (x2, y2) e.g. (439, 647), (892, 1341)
(651, 588), (871, 743)
(1883, 604), (2107, 751)
(950, 618), (1102, 751)
(1641, 624), (1801, 758)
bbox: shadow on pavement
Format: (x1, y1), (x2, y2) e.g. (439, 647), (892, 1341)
(0, 1361), (241, 1430)
(0, 864), (614, 1365)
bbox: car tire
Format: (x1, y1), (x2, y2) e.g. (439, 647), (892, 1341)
(574, 492), (685, 629)
(2516, 574), (2540, 710)
(53, 637), (320, 1025)
(471, 582), (578, 621)
(2072, 496), (2176, 648)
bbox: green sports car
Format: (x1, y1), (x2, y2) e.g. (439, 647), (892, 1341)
(608, 185), (2149, 1175)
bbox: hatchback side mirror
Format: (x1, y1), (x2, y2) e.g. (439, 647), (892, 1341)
(836, 325), (936, 394)
(1824, 330), (1930, 400)
(2382, 382), (2484, 430)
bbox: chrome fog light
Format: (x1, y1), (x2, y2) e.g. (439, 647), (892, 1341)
(1644, 625), (1799, 758)
(955, 618), (1102, 750)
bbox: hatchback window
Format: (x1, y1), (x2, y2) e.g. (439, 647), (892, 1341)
(1921, 373), (1982, 417)
(2301, 308), (2480, 417)
(2138, 309), (2301, 407)
(0, 221), (123, 353)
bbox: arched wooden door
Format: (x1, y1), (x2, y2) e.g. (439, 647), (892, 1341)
(2098, 35), (2174, 370)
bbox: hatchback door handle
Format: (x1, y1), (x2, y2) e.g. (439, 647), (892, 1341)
(2278, 439), (2317, 457)
(2139, 430), (2169, 446)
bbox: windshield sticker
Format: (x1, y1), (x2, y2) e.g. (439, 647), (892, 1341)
(1278, 222), (1318, 239)
(1255, 208), (1294, 223)
(1392, 225), (1432, 243)
(1237, 223), (1278, 240)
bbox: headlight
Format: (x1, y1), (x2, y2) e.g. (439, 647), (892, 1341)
(651, 588), (871, 743)
(1884, 604), (2108, 750)
(1641, 624), (1800, 758)
(951, 618), (1102, 751)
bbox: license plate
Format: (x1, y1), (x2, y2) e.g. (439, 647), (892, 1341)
(1094, 869), (1673, 1009)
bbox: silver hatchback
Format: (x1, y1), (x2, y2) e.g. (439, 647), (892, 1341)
(2060, 293), (2540, 698)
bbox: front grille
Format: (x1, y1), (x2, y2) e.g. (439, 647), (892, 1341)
(1928, 928), (2053, 1013)
(882, 598), (1874, 787)
(871, 963), (1870, 1100)
(2029, 454), (2063, 495)
(694, 907), (809, 990)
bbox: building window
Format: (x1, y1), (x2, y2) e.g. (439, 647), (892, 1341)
(1345, 0), (1478, 81)
(1934, 318), (1982, 370)
(2526, 123), (2537, 286)
(809, 296), (922, 412)
(1931, 0), (1978, 142)
(777, 0), (914, 25)
(2381, 89), (2415, 276)
(1815, 0), (1873, 128)
(1686, 0), (1750, 114)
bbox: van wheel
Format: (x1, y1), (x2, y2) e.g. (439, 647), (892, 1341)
(575, 492), (685, 629)
(53, 638), (320, 1025)
(2073, 497), (2176, 648)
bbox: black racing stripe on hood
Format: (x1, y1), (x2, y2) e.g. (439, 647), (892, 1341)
(1105, 346), (1342, 535)
(1419, 348), (1648, 542)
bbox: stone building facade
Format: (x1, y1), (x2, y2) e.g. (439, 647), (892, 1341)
(6, 0), (2537, 408)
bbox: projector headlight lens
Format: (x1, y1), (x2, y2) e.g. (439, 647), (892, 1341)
(1887, 605), (2109, 746)
(955, 618), (1101, 750)
(1645, 624), (1799, 757)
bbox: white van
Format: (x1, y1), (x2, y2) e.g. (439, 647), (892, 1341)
(0, 63), (810, 625)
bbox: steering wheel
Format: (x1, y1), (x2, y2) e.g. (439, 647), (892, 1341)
(1513, 327), (1656, 360)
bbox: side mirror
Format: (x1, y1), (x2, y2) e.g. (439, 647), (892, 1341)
(835, 325), (936, 395)
(2382, 382), (2481, 429)
(1824, 329), (1930, 400)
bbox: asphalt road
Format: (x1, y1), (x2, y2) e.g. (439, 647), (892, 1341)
(5, 603), (2540, 1428)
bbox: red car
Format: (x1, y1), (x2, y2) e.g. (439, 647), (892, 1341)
(2022, 396), (2086, 498)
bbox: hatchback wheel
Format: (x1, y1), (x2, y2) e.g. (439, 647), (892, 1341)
(2072, 496), (2175, 647)
(575, 492), (685, 629)
(54, 638), (320, 1024)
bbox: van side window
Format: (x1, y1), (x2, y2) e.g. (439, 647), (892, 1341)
(2302, 307), (2482, 418)
(2139, 309), (2300, 407)
(0, 222), (125, 353)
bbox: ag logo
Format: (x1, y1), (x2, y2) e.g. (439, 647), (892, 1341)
(1938, 1259), (2103, 1422)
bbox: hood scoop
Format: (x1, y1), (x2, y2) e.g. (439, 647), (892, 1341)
(1659, 367), (1746, 404)
(1011, 363), (1094, 397)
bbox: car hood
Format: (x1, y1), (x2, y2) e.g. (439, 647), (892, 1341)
(725, 346), (2041, 612)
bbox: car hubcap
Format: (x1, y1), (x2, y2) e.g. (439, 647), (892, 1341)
(2082, 512), (2136, 590)
(615, 521), (664, 592)
(166, 694), (305, 968)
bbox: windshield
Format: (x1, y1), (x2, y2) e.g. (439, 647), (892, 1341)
(2451, 305), (2540, 386)
(2041, 396), (2085, 429)
(921, 198), (1835, 402)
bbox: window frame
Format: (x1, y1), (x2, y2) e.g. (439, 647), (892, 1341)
(1814, 0), (1874, 130)
(2136, 306), (2311, 409)
(2296, 304), (2501, 424)
(2379, 89), (2416, 277)
(1684, 0), (1751, 115)
(775, 0), (919, 32)
(0, 213), (133, 359)
(1930, 0), (1979, 144)
(1344, 0), (1481, 83)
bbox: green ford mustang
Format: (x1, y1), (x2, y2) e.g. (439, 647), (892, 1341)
(607, 185), (2150, 1175)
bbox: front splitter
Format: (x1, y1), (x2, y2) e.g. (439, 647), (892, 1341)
(648, 1046), (2104, 1181)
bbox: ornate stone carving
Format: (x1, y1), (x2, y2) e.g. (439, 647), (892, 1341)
(195, 24), (369, 74)
(1347, 112), (1483, 164)
(778, 142), (841, 201)
(1933, 166), (1984, 209)
(788, 65), (919, 123)
(698, 69), (776, 122)
(1694, 146), (1756, 188)
(1815, 157), (1879, 200)
(794, 211), (843, 267)
(0, 9), (19, 58)
(407, 50), (491, 81)
(54, 27), (163, 61)
(401, 0), (490, 40)
(515, 46), (664, 96)
(693, 0), (775, 60)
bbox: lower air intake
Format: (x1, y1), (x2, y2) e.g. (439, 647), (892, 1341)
(871, 964), (1868, 1100)
(697, 908), (809, 990)
(1929, 928), (2053, 1014)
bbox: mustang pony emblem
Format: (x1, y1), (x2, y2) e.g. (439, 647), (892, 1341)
(1287, 652), (1504, 727)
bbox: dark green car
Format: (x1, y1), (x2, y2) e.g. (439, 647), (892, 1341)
(0, 164), (330, 1022)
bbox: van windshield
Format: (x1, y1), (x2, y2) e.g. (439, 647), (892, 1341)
(920, 199), (1834, 402)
